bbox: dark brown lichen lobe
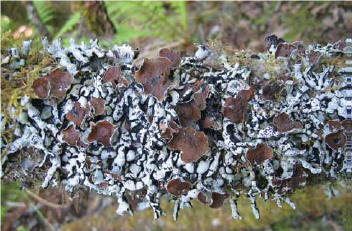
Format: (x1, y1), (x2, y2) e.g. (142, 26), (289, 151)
(103, 66), (129, 88)
(90, 98), (105, 116)
(66, 101), (91, 127)
(174, 100), (201, 128)
(159, 121), (179, 139)
(167, 127), (208, 163)
(246, 143), (274, 165)
(88, 121), (118, 147)
(166, 179), (193, 196)
(273, 112), (303, 133)
(32, 77), (50, 99)
(222, 89), (253, 123)
(159, 48), (181, 68)
(198, 192), (230, 209)
(275, 43), (296, 59)
(62, 125), (80, 146)
(135, 58), (178, 101)
(325, 130), (346, 150)
(45, 69), (73, 99)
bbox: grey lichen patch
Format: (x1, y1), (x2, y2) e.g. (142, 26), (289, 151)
(1, 37), (351, 221)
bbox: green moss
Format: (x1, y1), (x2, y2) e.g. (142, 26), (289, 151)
(1, 35), (55, 157)
(1, 30), (25, 53)
(1, 181), (27, 223)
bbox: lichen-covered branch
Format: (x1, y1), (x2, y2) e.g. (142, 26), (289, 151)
(1, 35), (351, 220)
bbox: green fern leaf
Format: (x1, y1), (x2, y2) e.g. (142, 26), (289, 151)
(104, 1), (189, 44)
(33, 1), (55, 24)
(54, 12), (80, 39)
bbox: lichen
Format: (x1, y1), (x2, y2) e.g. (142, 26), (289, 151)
(1, 36), (351, 221)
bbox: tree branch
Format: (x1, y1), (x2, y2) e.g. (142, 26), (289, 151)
(1, 35), (351, 220)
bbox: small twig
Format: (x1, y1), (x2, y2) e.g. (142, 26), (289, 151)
(26, 198), (56, 231)
(198, 24), (206, 45)
(5, 201), (26, 208)
(328, 219), (343, 231)
(25, 190), (70, 209)
(274, 1), (282, 13)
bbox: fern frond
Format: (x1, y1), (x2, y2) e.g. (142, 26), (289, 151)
(33, 1), (55, 24)
(170, 1), (188, 33)
(104, 1), (189, 44)
(54, 12), (81, 39)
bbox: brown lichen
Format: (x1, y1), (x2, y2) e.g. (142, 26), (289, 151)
(103, 66), (129, 88)
(166, 179), (193, 196)
(272, 164), (308, 193)
(334, 40), (346, 50)
(31, 77), (50, 99)
(45, 69), (73, 99)
(262, 83), (284, 101)
(159, 48), (181, 68)
(167, 127), (208, 163)
(90, 98), (105, 116)
(328, 120), (342, 131)
(246, 143), (274, 165)
(193, 85), (209, 111)
(306, 51), (322, 66)
(62, 125), (80, 146)
(200, 117), (219, 129)
(342, 120), (352, 131)
(88, 121), (118, 147)
(174, 100), (201, 128)
(66, 102), (91, 127)
(159, 121), (179, 139)
(135, 58), (178, 101)
(209, 192), (230, 209)
(273, 112), (303, 133)
(275, 43), (296, 59)
(197, 192), (211, 204)
(325, 130), (346, 150)
(222, 89), (253, 123)
(198, 192), (230, 209)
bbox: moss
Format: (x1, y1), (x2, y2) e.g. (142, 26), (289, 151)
(1, 181), (27, 223)
(1, 35), (55, 157)
(1, 30), (26, 53)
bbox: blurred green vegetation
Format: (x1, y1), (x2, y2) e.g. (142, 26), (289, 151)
(1, 1), (346, 49)
(1, 1), (190, 47)
(104, 1), (189, 44)
(60, 183), (351, 231)
(1, 181), (27, 223)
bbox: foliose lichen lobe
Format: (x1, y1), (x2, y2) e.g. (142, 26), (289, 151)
(1, 36), (351, 220)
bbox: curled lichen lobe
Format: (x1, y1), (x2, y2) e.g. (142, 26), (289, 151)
(45, 69), (73, 99)
(273, 112), (303, 133)
(325, 130), (346, 150)
(167, 127), (208, 163)
(103, 65), (129, 88)
(246, 143), (273, 165)
(87, 121), (118, 147)
(166, 179), (193, 196)
(135, 58), (178, 100)
(222, 88), (253, 123)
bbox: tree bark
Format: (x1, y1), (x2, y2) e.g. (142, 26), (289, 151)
(24, 1), (52, 40)
(75, 1), (116, 40)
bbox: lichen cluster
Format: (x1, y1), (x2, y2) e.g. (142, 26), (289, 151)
(1, 36), (351, 220)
